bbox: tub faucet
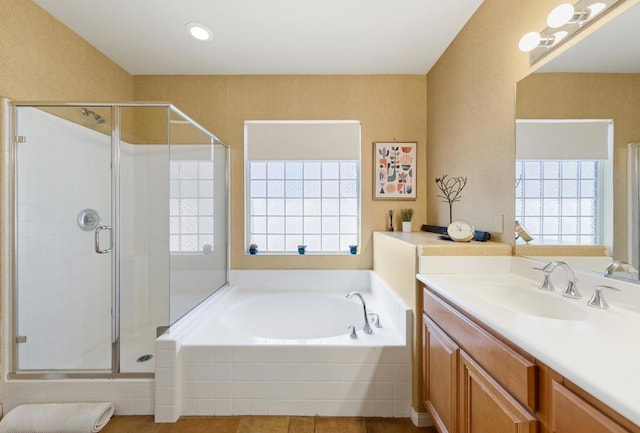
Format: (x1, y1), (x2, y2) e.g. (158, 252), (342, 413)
(346, 291), (373, 334)
(604, 260), (639, 278)
(533, 261), (582, 299)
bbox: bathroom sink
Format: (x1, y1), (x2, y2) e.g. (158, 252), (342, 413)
(470, 281), (589, 321)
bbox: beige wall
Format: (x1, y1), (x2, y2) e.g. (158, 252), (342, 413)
(426, 0), (640, 244)
(0, 0), (132, 104)
(516, 72), (640, 262)
(133, 75), (427, 269)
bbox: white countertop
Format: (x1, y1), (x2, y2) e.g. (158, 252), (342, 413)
(417, 258), (640, 427)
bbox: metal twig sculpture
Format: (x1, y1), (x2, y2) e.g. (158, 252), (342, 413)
(435, 175), (468, 224)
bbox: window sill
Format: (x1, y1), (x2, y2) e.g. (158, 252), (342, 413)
(246, 252), (358, 256)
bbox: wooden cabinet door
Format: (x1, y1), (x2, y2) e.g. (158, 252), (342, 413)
(459, 351), (537, 433)
(424, 315), (459, 433)
(550, 380), (630, 433)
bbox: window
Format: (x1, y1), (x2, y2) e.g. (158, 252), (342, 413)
(245, 121), (360, 254)
(169, 159), (214, 253)
(515, 119), (613, 246)
(515, 160), (599, 244)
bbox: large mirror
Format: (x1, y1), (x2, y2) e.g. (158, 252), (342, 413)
(515, 2), (640, 280)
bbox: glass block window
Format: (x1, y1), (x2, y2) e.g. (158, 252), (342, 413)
(169, 160), (214, 252)
(515, 160), (599, 244)
(247, 161), (360, 253)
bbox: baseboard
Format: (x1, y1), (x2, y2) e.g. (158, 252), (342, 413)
(410, 407), (433, 427)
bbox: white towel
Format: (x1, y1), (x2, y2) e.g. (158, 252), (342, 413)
(0, 402), (114, 433)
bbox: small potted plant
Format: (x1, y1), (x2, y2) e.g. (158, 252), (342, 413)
(249, 243), (258, 255)
(297, 244), (307, 255)
(349, 244), (358, 255)
(400, 208), (414, 232)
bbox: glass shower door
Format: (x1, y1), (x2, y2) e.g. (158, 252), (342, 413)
(14, 106), (113, 372)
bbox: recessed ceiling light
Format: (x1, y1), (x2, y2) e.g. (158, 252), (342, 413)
(186, 22), (212, 42)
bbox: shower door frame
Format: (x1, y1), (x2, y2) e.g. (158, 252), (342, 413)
(7, 101), (127, 378)
(4, 101), (227, 379)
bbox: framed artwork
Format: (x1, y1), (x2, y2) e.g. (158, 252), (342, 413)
(373, 142), (417, 200)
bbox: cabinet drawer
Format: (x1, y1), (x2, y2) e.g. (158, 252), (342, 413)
(551, 380), (630, 433)
(424, 287), (537, 411)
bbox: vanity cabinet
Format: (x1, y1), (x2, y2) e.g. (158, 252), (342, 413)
(550, 379), (630, 433)
(423, 315), (458, 433)
(422, 285), (640, 433)
(422, 288), (537, 433)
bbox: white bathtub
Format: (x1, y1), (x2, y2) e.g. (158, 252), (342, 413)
(155, 270), (412, 422)
(217, 292), (364, 339)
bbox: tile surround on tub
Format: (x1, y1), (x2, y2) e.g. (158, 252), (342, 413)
(155, 270), (412, 422)
(180, 345), (411, 417)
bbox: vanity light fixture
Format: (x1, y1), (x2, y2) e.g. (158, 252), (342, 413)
(518, 32), (554, 52)
(547, 2), (607, 28)
(186, 22), (213, 41)
(518, 31), (568, 52)
(519, 0), (624, 64)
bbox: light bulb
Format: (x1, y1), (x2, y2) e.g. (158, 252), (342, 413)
(547, 3), (575, 28)
(186, 23), (212, 41)
(519, 32), (542, 52)
(553, 30), (569, 43)
(588, 2), (606, 18)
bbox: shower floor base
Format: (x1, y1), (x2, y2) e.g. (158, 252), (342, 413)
(2, 378), (154, 415)
(120, 324), (157, 373)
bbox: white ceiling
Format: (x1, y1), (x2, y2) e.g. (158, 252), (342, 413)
(33, 0), (484, 75)
(538, 1), (640, 73)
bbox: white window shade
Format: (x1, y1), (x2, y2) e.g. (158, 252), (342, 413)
(245, 121), (361, 160)
(516, 119), (612, 160)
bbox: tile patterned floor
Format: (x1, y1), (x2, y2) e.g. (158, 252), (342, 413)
(100, 416), (437, 433)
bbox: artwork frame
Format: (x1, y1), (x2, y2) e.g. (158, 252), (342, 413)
(373, 141), (417, 200)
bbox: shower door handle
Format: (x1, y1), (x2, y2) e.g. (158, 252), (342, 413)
(94, 225), (112, 254)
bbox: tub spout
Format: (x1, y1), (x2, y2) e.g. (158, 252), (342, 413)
(346, 291), (373, 334)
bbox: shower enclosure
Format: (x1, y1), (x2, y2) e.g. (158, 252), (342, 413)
(3, 102), (228, 377)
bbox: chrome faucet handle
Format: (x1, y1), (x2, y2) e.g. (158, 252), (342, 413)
(587, 285), (621, 309)
(533, 266), (555, 291)
(348, 325), (358, 339)
(368, 312), (381, 328)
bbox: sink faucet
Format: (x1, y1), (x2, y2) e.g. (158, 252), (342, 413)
(604, 260), (639, 278)
(533, 261), (582, 299)
(346, 291), (373, 334)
